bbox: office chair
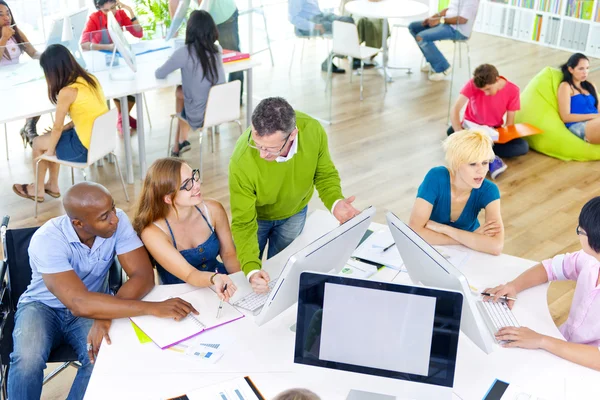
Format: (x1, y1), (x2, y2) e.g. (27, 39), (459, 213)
(0, 216), (123, 399)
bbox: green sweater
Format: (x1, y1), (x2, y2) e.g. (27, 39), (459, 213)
(229, 111), (344, 275)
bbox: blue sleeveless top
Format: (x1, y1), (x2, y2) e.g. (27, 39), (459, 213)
(565, 93), (598, 128)
(155, 205), (227, 285)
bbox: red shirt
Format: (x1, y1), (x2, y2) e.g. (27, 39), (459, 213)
(80, 9), (143, 44)
(461, 77), (520, 128)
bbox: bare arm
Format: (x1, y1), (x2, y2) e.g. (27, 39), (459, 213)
(408, 198), (461, 246)
(45, 88), (77, 156)
(208, 200), (241, 274)
(540, 338), (600, 371)
(114, 246), (155, 300)
(81, 42), (115, 51)
(558, 82), (599, 123)
(484, 263), (548, 308)
(450, 95), (468, 132)
(505, 110), (516, 127)
(42, 270), (195, 320)
(435, 199), (504, 255)
(16, 28), (40, 59)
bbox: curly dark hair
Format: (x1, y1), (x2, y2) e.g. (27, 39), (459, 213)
(251, 97), (296, 137)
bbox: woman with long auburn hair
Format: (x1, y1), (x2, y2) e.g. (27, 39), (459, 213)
(133, 158), (238, 301)
(12, 44), (108, 202)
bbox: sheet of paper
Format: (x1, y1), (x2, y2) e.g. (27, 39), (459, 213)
(500, 383), (545, 400)
(339, 259), (378, 279)
(352, 229), (404, 270)
(164, 376), (264, 400)
(0, 62), (44, 87)
(463, 120), (500, 141)
(433, 246), (470, 269)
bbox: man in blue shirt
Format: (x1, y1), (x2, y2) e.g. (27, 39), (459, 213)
(288, 0), (354, 73)
(8, 182), (198, 400)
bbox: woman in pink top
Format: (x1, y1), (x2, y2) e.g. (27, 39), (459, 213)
(1, 0), (44, 148)
(485, 197), (600, 371)
(449, 64), (527, 180)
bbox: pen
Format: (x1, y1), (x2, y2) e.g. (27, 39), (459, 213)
(481, 292), (517, 302)
(382, 242), (395, 252)
(216, 283), (227, 319)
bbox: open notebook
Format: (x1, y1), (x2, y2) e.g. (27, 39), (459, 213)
(130, 288), (244, 349)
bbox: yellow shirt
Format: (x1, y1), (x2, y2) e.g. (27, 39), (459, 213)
(67, 77), (108, 149)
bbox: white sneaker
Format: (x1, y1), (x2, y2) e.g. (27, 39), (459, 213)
(421, 62), (431, 72)
(428, 66), (452, 82)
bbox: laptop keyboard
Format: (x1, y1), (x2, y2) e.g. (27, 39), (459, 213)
(234, 279), (278, 312)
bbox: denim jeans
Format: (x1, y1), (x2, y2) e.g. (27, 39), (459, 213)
(408, 22), (467, 73)
(257, 206), (308, 260)
(8, 302), (94, 400)
(217, 9), (243, 102)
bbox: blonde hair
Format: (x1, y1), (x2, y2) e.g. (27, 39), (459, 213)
(132, 157), (186, 235)
(443, 130), (495, 174)
(273, 389), (321, 400)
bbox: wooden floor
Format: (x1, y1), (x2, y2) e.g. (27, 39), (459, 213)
(2, 31), (597, 398)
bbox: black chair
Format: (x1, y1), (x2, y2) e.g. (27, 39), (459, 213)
(0, 216), (123, 398)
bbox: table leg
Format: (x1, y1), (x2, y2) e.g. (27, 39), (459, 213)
(120, 96), (134, 184)
(246, 68), (253, 127)
(135, 93), (147, 179)
(382, 17), (412, 76)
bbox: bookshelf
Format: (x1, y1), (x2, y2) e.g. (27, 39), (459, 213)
(473, 0), (600, 58)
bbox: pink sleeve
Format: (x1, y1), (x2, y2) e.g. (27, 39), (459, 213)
(542, 251), (582, 282)
(507, 84), (520, 111)
(460, 80), (475, 98)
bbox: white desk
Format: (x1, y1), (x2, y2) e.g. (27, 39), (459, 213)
(344, 0), (429, 76)
(84, 219), (600, 400)
(0, 50), (259, 184)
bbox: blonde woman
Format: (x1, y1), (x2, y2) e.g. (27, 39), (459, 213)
(409, 130), (504, 255)
(133, 158), (238, 300)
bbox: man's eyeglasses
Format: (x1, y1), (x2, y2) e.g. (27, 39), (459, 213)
(576, 225), (587, 236)
(247, 129), (295, 157)
(180, 169), (200, 191)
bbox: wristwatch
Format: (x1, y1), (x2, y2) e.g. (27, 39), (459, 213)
(440, 16), (446, 24)
(131, 16), (138, 22)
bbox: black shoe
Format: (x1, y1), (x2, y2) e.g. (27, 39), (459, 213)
(179, 140), (191, 154)
(321, 61), (346, 74)
(352, 59), (377, 70)
(20, 116), (40, 148)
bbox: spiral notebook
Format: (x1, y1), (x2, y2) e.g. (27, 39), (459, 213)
(130, 288), (244, 349)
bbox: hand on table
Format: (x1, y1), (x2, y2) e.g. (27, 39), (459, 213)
(333, 196), (360, 223)
(87, 319), (112, 364)
(482, 282), (518, 309)
(495, 326), (545, 349)
(213, 274), (237, 302)
(249, 270), (270, 294)
(150, 297), (199, 320)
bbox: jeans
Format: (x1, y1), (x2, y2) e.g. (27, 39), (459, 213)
(8, 302), (94, 400)
(257, 206), (308, 260)
(217, 9), (244, 102)
(446, 126), (529, 158)
(408, 22), (467, 73)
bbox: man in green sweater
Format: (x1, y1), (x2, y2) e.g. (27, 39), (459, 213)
(229, 97), (360, 293)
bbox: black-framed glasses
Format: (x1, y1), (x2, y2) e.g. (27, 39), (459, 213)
(576, 225), (587, 236)
(246, 129), (295, 156)
(180, 169), (200, 191)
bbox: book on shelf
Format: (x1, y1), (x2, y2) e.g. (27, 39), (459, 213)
(537, 0), (562, 14)
(565, 0), (594, 20)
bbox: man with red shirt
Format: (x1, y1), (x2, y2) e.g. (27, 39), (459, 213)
(81, 0), (143, 134)
(449, 64), (528, 179)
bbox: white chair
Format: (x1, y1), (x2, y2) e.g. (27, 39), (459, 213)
(289, 30), (332, 75)
(34, 108), (128, 217)
(328, 21), (382, 101)
(167, 80), (243, 179)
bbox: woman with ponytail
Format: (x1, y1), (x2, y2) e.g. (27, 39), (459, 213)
(558, 53), (600, 143)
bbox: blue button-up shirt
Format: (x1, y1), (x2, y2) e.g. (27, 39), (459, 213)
(288, 0), (322, 32)
(19, 209), (143, 309)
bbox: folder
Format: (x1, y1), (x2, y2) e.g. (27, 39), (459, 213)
(130, 288), (245, 349)
(495, 123), (543, 144)
(222, 49), (250, 63)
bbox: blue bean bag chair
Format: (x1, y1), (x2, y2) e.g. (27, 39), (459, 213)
(516, 67), (600, 161)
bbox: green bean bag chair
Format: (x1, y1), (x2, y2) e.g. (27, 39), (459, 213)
(516, 67), (600, 161)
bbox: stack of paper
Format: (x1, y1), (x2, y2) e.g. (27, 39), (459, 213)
(352, 229), (404, 270)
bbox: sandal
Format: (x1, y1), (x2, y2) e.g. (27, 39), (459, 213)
(12, 184), (44, 203)
(44, 189), (61, 198)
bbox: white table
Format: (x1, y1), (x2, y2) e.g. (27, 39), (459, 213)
(84, 215), (600, 400)
(0, 50), (259, 184)
(344, 0), (429, 77)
